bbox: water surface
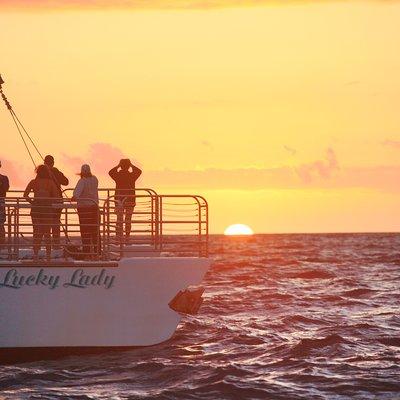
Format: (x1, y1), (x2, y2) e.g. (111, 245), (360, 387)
(1, 233), (399, 399)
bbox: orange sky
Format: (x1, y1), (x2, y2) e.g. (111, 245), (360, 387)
(0, 1), (400, 233)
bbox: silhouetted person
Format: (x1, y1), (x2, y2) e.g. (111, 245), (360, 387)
(109, 159), (142, 241)
(44, 155), (69, 250)
(72, 164), (100, 258)
(24, 165), (58, 261)
(0, 160), (10, 249)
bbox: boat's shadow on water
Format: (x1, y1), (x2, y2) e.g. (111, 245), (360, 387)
(0, 345), (145, 366)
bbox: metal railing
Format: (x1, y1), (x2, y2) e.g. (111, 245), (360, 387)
(0, 188), (209, 264)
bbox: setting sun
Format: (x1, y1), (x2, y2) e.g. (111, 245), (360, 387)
(224, 224), (254, 236)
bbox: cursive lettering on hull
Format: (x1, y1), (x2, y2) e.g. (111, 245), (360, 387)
(0, 268), (115, 290)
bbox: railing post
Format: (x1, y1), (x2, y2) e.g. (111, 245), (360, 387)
(158, 196), (163, 252)
(16, 199), (20, 260)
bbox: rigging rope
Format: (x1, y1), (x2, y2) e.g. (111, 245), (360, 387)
(8, 108), (37, 168)
(0, 74), (73, 243)
(0, 74), (43, 167)
(11, 109), (44, 161)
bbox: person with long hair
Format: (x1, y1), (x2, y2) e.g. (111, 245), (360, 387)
(72, 164), (100, 258)
(24, 164), (58, 261)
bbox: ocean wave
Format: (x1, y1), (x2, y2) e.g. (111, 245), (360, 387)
(1, 233), (400, 399)
(289, 334), (352, 357)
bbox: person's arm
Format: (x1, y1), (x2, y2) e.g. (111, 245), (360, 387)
(0, 176), (9, 193)
(130, 163), (142, 181)
(108, 165), (120, 181)
(54, 168), (69, 186)
(72, 179), (84, 200)
(23, 180), (34, 204)
(4, 176), (9, 193)
(50, 181), (59, 198)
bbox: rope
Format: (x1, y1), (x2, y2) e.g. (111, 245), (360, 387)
(0, 75), (73, 243)
(0, 83), (39, 168)
(8, 106), (37, 168)
(11, 109), (44, 161)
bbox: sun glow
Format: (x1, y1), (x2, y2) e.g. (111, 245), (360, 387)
(224, 224), (254, 236)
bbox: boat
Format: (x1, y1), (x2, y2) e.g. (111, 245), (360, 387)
(0, 76), (211, 364)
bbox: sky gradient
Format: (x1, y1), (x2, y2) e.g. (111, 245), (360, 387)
(1, 1), (399, 233)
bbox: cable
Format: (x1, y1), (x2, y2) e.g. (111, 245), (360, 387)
(9, 107), (37, 168)
(0, 81), (38, 168)
(11, 109), (44, 161)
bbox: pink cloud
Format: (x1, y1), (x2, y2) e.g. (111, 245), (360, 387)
(61, 142), (131, 177)
(383, 139), (400, 149)
(2, 144), (400, 193)
(144, 164), (400, 192)
(0, 156), (33, 188)
(295, 148), (339, 183)
(283, 145), (297, 156)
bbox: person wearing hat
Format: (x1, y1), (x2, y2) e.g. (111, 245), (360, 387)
(0, 160), (10, 249)
(72, 164), (100, 258)
(109, 158), (142, 241)
(44, 154), (69, 249)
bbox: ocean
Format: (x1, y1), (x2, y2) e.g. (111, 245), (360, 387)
(1, 233), (399, 399)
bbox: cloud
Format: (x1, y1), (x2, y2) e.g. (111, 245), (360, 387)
(61, 142), (134, 177)
(3, 144), (400, 193)
(144, 164), (400, 192)
(382, 139), (400, 149)
(57, 145), (399, 192)
(295, 147), (339, 183)
(141, 165), (400, 192)
(283, 145), (297, 156)
(0, 156), (33, 188)
(201, 140), (213, 149)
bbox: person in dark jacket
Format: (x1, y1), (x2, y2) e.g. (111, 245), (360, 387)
(0, 160), (10, 248)
(44, 155), (69, 249)
(109, 159), (142, 241)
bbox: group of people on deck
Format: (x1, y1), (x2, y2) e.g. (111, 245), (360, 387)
(0, 156), (142, 260)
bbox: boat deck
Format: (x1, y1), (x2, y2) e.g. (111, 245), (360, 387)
(0, 188), (209, 265)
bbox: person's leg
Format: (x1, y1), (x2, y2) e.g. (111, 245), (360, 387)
(89, 206), (100, 256)
(124, 205), (134, 238)
(78, 207), (91, 255)
(52, 208), (62, 250)
(42, 213), (52, 260)
(44, 226), (52, 261)
(32, 215), (40, 259)
(0, 202), (5, 248)
(0, 224), (5, 247)
(116, 201), (123, 239)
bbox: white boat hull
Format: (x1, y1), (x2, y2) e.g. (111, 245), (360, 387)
(0, 257), (210, 351)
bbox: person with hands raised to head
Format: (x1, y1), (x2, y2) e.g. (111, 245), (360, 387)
(109, 159), (142, 242)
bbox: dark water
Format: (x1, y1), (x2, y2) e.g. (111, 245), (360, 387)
(1, 233), (400, 399)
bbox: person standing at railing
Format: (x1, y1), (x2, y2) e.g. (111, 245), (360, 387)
(0, 160), (10, 249)
(72, 164), (100, 259)
(44, 155), (69, 250)
(109, 159), (142, 242)
(24, 165), (59, 261)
